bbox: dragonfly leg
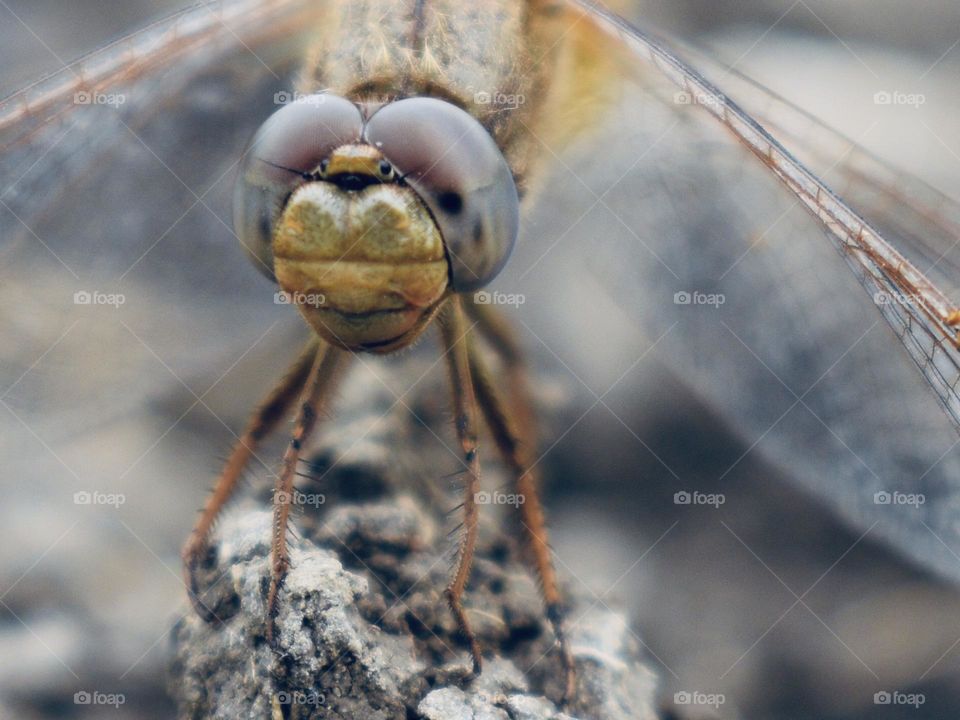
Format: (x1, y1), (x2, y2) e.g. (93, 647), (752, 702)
(439, 296), (485, 677)
(464, 299), (537, 437)
(464, 305), (577, 704)
(182, 338), (320, 621)
(266, 344), (347, 643)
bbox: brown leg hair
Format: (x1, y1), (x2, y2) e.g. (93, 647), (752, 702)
(266, 343), (348, 641)
(438, 295), (484, 676)
(182, 338), (320, 618)
(465, 305), (576, 703)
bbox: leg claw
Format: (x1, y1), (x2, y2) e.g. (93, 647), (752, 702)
(182, 540), (220, 624)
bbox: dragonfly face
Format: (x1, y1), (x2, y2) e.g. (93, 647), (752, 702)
(234, 93), (520, 351)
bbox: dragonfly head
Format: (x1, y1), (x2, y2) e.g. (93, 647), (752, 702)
(234, 94), (519, 352)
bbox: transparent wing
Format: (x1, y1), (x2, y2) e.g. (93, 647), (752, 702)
(0, 0), (324, 436)
(676, 40), (960, 299)
(0, 2), (339, 621)
(580, 0), (960, 429)
(501, 1), (960, 586)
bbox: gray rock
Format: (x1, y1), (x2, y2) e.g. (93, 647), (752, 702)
(168, 362), (658, 719)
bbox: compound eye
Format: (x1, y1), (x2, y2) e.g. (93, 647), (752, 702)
(363, 98), (519, 291)
(234, 94), (363, 279)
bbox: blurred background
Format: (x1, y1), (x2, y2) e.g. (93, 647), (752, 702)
(3, 1), (960, 718)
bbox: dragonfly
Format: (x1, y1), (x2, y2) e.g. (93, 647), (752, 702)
(5, 0), (960, 710)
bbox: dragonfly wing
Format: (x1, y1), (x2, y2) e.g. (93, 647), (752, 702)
(0, 1), (324, 436)
(509, 1), (960, 584)
(676, 40), (960, 296)
(0, 5), (336, 676)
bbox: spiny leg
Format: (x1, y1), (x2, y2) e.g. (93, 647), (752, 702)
(267, 343), (347, 642)
(465, 315), (576, 702)
(182, 338), (320, 619)
(439, 295), (484, 676)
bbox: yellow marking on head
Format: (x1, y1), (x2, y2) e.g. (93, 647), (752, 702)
(324, 144), (386, 176)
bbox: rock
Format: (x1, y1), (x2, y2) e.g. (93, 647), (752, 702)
(167, 362), (659, 719)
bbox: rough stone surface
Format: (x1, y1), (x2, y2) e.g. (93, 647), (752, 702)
(168, 365), (659, 719)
